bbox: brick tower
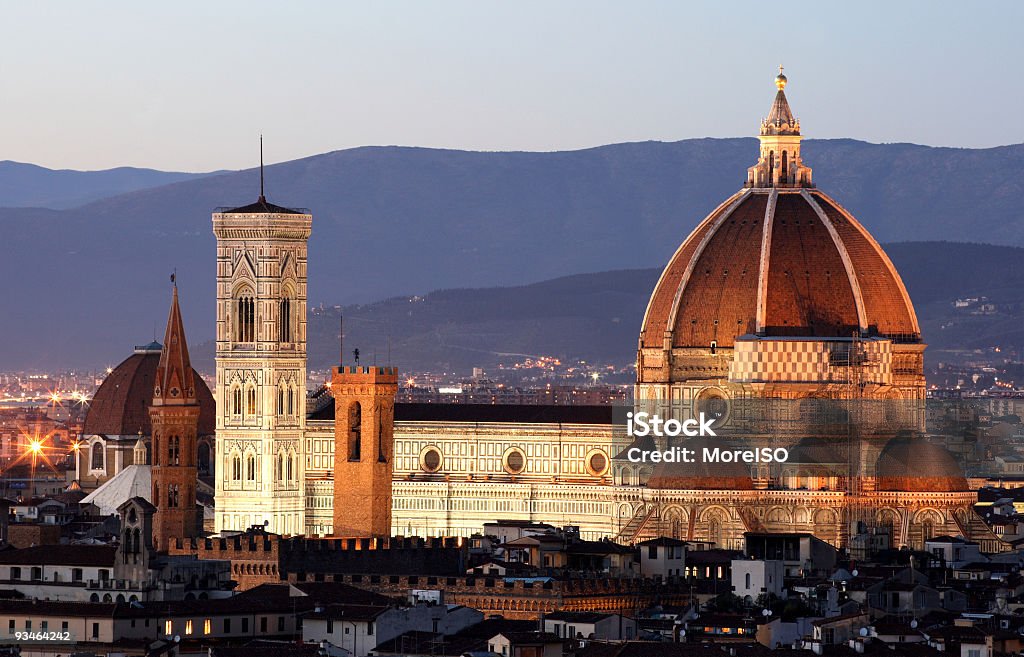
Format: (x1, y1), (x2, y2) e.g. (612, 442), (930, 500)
(149, 282), (200, 550)
(331, 365), (398, 537)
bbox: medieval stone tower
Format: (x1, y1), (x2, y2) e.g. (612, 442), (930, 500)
(212, 190), (311, 536)
(149, 283), (200, 549)
(331, 365), (398, 537)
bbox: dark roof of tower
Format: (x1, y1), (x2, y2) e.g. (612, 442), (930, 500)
(220, 195), (307, 215)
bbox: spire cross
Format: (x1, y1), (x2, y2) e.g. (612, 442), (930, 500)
(778, 64), (784, 75)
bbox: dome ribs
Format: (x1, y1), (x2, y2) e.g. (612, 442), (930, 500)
(764, 193), (859, 338)
(640, 191), (747, 349)
(812, 192), (920, 341)
(669, 193), (767, 348)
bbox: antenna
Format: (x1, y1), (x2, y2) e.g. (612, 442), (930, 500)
(387, 335), (391, 365)
(339, 315), (344, 367)
(259, 134), (265, 201)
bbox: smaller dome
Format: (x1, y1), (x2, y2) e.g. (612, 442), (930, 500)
(875, 437), (968, 492)
(84, 348), (215, 436)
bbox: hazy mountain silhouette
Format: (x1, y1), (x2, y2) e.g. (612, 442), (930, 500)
(0, 161), (216, 209)
(2, 138), (1023, 369)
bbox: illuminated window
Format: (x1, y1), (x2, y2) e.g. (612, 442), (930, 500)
(203, 619), (211, 635)
(164, 620), (172, 635)
(246, 387), (257, 416)
(185, 619), (193, 635)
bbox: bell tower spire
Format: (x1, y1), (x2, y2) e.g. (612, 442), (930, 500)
(746, 67), (813, 188)
(149, 280), (200, 550)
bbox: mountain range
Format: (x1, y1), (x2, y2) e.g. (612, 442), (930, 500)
(2, 138), (1023, 370)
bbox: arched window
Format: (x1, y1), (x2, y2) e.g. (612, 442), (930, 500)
(231, 386), (243, 416)
(91, 443), (104, 470)
(286, 451), (293, 482)
(169, 436), (180, 466)
(781, 150), (789, 183)
(123, 529), (132, 563)
(133, 528), (141, 554)
(236, 292), (255, 342)
(287, 387), (295, 416)
(768, 150), (775, 184)
(275, 452), (283, 481)
(154, 485), (160, 507)
(168, 484), (178, 508)
(246, 386), (257, 416)
(348, 402), (362, 461)
(279, 297), (292, 343)
(232, 453), (242, 481)
(246, 454), (256, 481)
(277, 387), (284, 415)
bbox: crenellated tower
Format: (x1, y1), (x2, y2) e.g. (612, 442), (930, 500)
(149, 282), (200, 549)
(212, 184), (311, 536)
(331, 365), (398, 537)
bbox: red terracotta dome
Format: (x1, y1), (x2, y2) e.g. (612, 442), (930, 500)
(640, 189), (921, 350)
(640, 73), (920, 354)
(83, 343), (215, 436)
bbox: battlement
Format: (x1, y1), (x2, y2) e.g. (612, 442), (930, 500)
(331, 365), (399, 383)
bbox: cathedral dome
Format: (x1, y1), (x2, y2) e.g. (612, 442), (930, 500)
(639, 74), (920, 362)
(874, 436), (968, 493)
(83, 344), (215, 436)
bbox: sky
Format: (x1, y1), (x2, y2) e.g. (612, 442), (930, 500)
(0, 1), (1021, 172)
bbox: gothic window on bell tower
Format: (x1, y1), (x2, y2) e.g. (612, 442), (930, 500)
(279, 296), (292, 343)
(246, 453), (256, 481)
(232, 452), (242, 481)
(245, 386), (257, 417)
(231, 386), (242, 418)
(348, 402), (362, 461)
(236, 290), (255, 343)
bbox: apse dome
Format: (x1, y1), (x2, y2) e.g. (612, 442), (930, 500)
(83, 343), (215, 437)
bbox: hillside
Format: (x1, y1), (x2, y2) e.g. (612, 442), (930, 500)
(0, 161), (215, 209)
(186, 242), (1024, 376)
(3, 139), (1024, 368)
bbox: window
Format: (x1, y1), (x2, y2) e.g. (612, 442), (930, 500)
(24, 621), (30, 630)
(247, 454), (257, 481)
(745, 573), (751, 589)
(185, 619), (193, 635)
(232, 387), (243, 416)
(41, 621), (47, 631)
(260, 617), (267, 632)
(164, 619), (172, 635)
(277, 387), (284, 415)
(7, 619), (13, 633)
(223, 618), (231, 633)
(232, 454), (242, 481)
(31, 567), (41, 581)
(92, 622), (99, 639)
(279, 297), (292, 342)
(204, 619), (211, 635)
(277, 616), (285, 631)
(348, 402), (362, 461)
(236, 293), (255, 342)
(61, 621), (68, 632)
(286, 452), (293, 482)
(169, 436), (181, 465)
(242, 618), (249, 633)
(648, 546), (657, 559)
(327, 620), (334, 634)
(246, 387), (257, 416)
(10, 567), (20, 580)
(368, 622), (374, 636)
(91, 443), (104, 470)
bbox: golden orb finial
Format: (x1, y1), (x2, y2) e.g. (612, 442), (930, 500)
(775, 64), (787, 90)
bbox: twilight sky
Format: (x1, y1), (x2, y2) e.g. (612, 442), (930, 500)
(1, 1), (1021, 172)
